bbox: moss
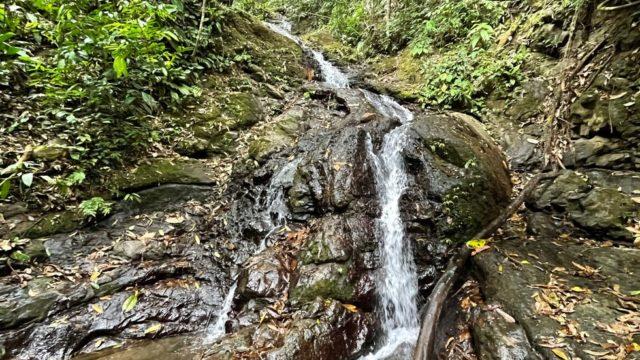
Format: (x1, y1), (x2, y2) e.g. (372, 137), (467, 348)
(303, 28), (358, 64)
(290, 264), (355, 303)
(222, 12), (305, 82)
(368, 49), (424, 101)
(107, 158), (214, 193)
(440, 175), (494, 241)
(424, 138), (468, 168)
(21, 210), (84, 238)
(248, 109), (304, 161)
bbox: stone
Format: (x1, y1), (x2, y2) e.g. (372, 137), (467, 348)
(532, 171), (591, 210)
(32, 139), (68, 161)
(300, 216), (352, 265)
(290, 263), (355, 303)
(531, 23), (568, 57)
(237, 249), (288, 299)
(473, 308), (542, 360)
(570, 188), (637, 240)
(107, 158), (215, 192)
(248, 107), (305, 162)
(473, 238), (640, 359)
(113, 240), (146, 260)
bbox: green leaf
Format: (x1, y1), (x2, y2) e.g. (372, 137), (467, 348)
(10, 250), (31, 263)
(122, 291), (139, 313)
(113, 56), (128, 78)
(21, 173), (34, 187)
(141, 92), (157, 110)
(0, 180), (10, 199)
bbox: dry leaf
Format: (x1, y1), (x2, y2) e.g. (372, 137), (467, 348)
(92, 304), (104, 314)
(552, 348), (570, 360)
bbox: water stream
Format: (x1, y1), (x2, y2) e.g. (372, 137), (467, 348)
(209, 20), (420, 358)
(361, 92), (420, 360)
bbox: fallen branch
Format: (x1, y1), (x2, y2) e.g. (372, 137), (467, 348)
(412, 171), (559, 360)
(0, 145), (33, 176)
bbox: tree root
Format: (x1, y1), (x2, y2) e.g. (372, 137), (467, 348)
(412, 171), (559, 360)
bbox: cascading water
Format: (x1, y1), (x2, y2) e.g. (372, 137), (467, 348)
(264, 20), (349, 89)
(361, 90), (420, 360)
(211, 20), (420, 358)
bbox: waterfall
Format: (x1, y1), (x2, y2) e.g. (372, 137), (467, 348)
(361, 89), (420, 360)
(264, 20), (349, 89)
(211, 19), (420, 358)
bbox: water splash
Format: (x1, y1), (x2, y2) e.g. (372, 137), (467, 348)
(260, 158), (302, 248)
(361, 91), (419, 360)
(264, 20), (349, 89)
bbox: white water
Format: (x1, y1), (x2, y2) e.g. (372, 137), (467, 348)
(361, 90), (420, 360)
(210, 20), (420, 358)
(264, 20), (349, 89)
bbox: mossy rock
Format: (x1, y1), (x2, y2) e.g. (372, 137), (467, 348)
(407, 112), (512, 241)
(303, 29), (358, 64)
(21, 210), (84, 239)
(290, 263), (355, 303)
(570, 188), (638, 240)
(107, 158), (215, 193)
(367, 49), (424, 101)
(221, 12), (305, 83)
(248, 108), (305, 161)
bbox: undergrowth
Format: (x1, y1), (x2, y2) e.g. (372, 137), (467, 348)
(0, 0), (232, 204)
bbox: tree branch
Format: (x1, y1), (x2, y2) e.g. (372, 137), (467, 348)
(412, 171), (559, 360)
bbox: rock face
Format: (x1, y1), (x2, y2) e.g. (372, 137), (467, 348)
(472, 237), (640, 360)
(215, 86), (512, 357)
(530, 170), (639, 240)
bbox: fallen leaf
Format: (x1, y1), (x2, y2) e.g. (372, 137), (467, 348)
(165, 215), (185, 224)
(342, 304), (358, 313)
(145, 323), (162, 334)
(122, 291), (139, 313)
(552, 348), (570, 360)
(466, 239), (487, 250)
(92, 304), (104, 314)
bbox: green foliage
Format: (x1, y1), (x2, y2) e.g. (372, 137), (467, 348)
(468, 23), (494, 49)
(79, 197), (112, 218)
(1, 0), (232, 196)
(418, 46), (529, 110)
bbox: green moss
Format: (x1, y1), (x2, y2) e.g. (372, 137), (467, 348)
(22, 210), (84, 238)
(290, 264), (355, 303)
(424, 138), (467, 168)
(107, 159), (214, 193)
(303, 28), (358, 64)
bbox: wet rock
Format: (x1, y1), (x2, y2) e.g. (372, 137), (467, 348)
(290, 263), (355, 303)
(405, 112), (512, 241)
(205, 299), (373, 360)
(472, 238), (640, 359)
(237, 248), (289, 299)
(113, 240), (146, 260)
(300, 216), (352, 264)
(473, 308), (542, 360)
